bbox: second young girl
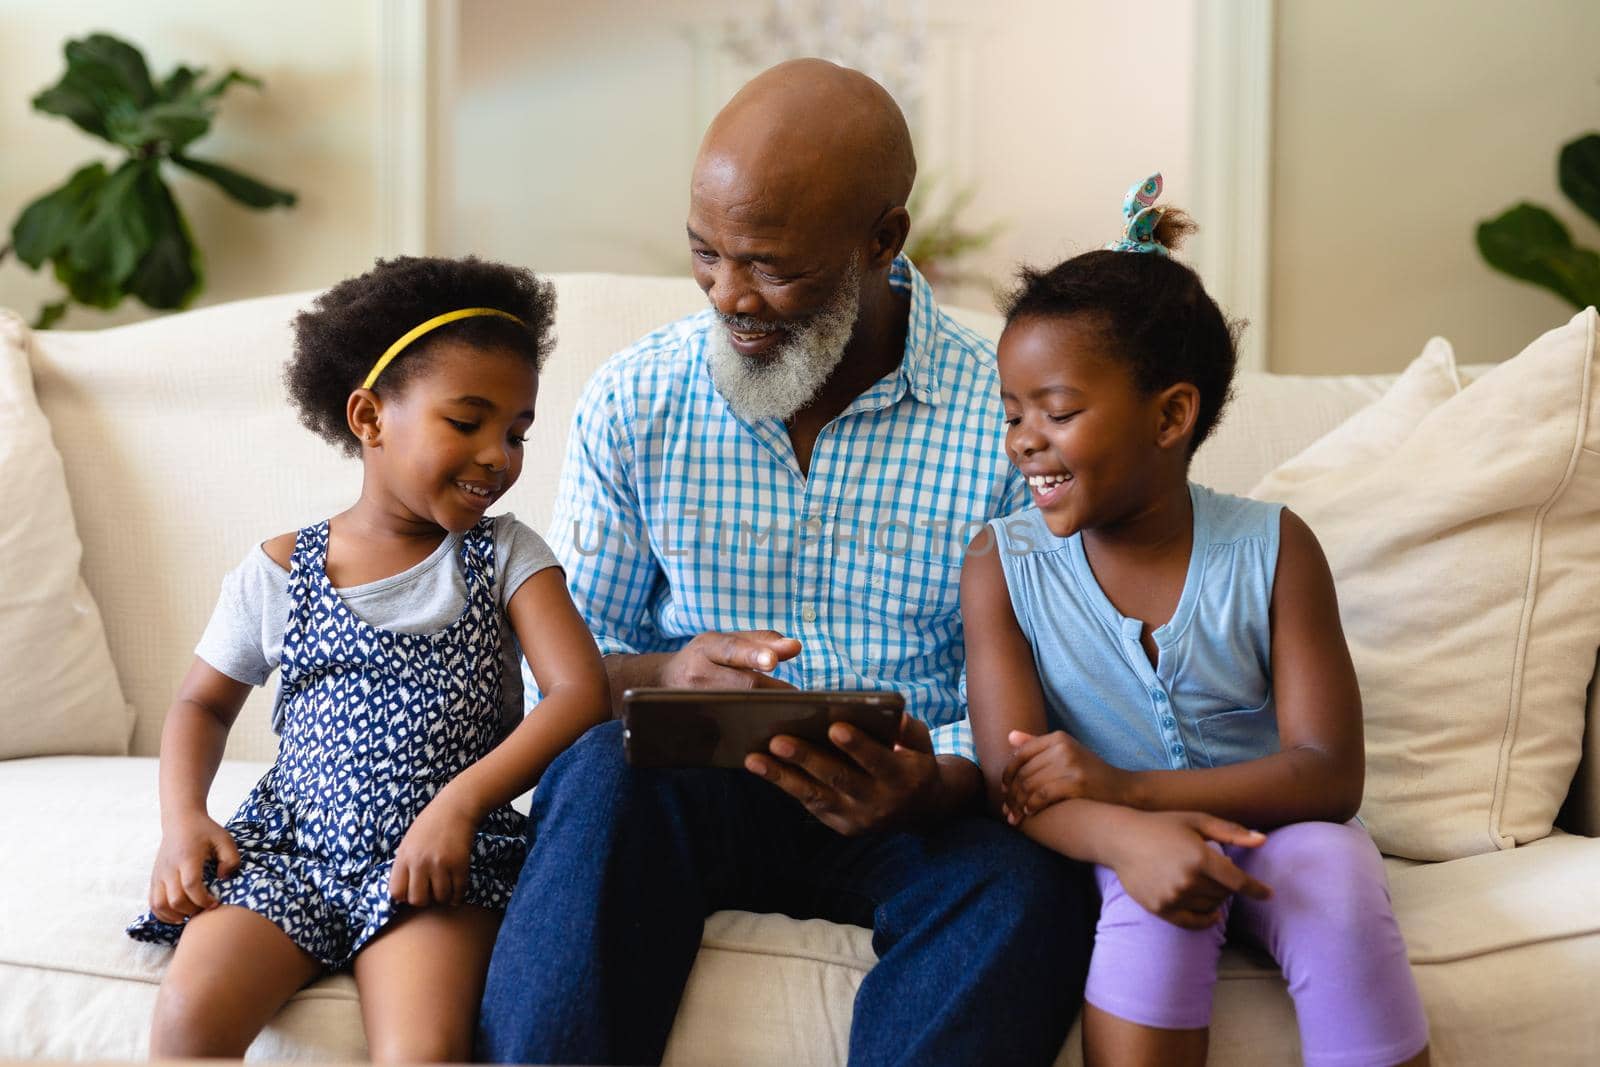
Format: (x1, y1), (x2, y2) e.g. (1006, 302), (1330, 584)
(126, 256), (610, 1061)
(963, 176), (1430, 1067)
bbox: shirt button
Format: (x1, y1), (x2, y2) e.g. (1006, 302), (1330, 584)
(1171, 743), (1185, 757)
(801, 605), (818, 623)
(1153, 690), (1167, 703)
(1163, 717), (1176, 729)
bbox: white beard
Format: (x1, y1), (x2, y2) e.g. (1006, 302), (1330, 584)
(706, 255), (862, 423)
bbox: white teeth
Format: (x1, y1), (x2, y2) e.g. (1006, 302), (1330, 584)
(1028, 474), (1070, 490)
(457, 482), (491, 498)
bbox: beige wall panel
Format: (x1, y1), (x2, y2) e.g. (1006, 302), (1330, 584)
(448, 0), (1198, 312)
(1271, 0), (1600, 373)
(0, 0), (384, 328)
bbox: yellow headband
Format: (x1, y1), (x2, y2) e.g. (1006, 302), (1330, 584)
(361, 307), (525, 390)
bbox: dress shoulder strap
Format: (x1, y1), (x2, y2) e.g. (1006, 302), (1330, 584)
(457, 517), (498, 595)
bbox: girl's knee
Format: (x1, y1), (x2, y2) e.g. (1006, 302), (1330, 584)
(149, 978), (251, 1058)
(1254, 822), (1384, 891)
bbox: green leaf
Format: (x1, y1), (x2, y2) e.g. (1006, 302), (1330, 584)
(32, 34), (157, 147)
(31, 83), (109, 142)
(199, 69), (261, 100)
(33, 301), (69, 330)
(1559, 133), (1600, 230)
(130, 100), (213, 154)
(156, 65), (202, 103)
(56, 160), (159, 308)
(125, 168), (202, 309)
(174, 155), (296, 209)
(1477, 202), (1600, 310)
(69, 34), (155, 106)
(31, 79), (115, 143)
(10, 162), (110, 268)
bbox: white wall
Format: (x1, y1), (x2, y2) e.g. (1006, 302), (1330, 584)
(445, 0), (1199, 312)
(0, 0), (388, 329)
(12, 3), (1582, 375)
(1271, 0), (1600, 373)
(2, 0), (1204, 334)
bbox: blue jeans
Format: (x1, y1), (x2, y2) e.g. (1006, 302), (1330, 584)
(478, 720), (1093, 1066)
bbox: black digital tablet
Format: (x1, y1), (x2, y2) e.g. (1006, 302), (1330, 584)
(620, 688), (906, 769)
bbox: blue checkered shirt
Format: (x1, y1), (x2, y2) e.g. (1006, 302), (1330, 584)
(538, 256), (1023, 760)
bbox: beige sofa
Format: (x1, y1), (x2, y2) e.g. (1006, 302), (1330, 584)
(1, 275), (1597, 1065)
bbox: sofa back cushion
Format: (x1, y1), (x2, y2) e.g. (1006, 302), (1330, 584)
(1254, 311), (1600, 859)
(24, 274), (1597, 817)
(0, 312), (131, 758)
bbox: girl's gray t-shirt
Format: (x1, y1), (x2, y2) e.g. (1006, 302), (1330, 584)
(195, 513), (559, 738)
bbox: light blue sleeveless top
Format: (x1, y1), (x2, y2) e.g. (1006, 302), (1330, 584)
(991, 483), (1285, 772)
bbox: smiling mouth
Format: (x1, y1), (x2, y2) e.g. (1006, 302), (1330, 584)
(724, 324), (786, 359)
(1027, 472), (1073, 505)
(456, 481), (497, 500)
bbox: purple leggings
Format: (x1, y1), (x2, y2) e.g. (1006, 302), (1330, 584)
(1087, 819), (1428, 1067)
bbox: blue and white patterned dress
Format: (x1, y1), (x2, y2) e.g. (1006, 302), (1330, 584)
(127, 518), (526, 968)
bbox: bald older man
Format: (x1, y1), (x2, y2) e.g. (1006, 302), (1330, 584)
(478, 61), (1092, 1066)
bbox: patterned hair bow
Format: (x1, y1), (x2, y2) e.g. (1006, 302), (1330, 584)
(1105, 173), (1168, 256)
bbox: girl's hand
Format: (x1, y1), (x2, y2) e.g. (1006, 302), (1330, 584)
(1002, 729), (1131, 822)
(390, 795), (478, 908)
(148, 813), (240, 924)
(1106, 810), (1272, 930)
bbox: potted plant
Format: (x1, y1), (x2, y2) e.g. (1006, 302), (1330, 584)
(1, 32), (296, 328)
(1477, 132), (1600, 310)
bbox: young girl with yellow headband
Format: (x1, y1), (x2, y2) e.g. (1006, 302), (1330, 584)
(126, 256), (610, 1061)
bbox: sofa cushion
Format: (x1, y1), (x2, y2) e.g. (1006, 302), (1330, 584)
(23, 293), (360, 762)
(1253, 309), (1600, 860)
(0, 311), (130, 759)
(7, 754), (1599, 1064)
(0, 755), (365, 1059)
(1193, 369), (1400, 495)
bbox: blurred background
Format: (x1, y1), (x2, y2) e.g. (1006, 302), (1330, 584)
(1, 0), (1596, 372)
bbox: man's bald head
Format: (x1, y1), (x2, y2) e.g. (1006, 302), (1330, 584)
(694, 59), (916, 232)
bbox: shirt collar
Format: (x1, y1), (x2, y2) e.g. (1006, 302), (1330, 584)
(890, 254), (945, 407)
(845, 254), (945, 414)
(693, 253), (950, 426)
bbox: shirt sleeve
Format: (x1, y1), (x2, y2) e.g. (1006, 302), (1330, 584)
(193, 550), (287, 687)
(544, 364), (665, 659)
(929, 716), (978, 763)
(494, 514), (563, 609)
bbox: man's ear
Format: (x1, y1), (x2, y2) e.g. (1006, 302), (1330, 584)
(868, 205), (911, 269)
(347, 388), (383, 449)
(1153, 382), (1200, 451)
